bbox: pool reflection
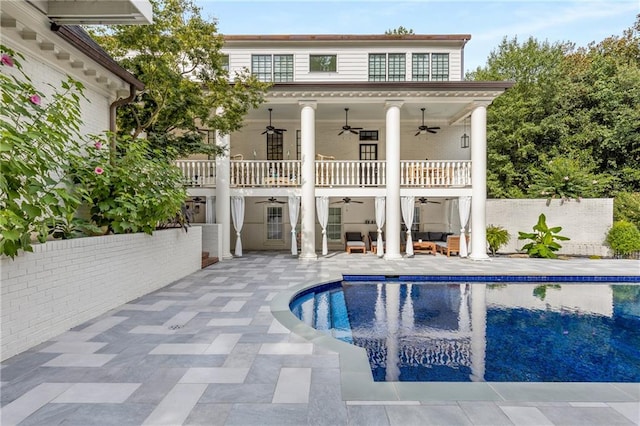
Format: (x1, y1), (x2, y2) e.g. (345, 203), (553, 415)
(290, 282), (640, 382)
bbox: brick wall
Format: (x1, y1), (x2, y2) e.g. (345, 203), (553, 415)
(486, 199), (613, 256)
(0, 228), (202, 361)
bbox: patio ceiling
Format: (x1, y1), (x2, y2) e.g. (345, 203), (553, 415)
(245, 81), (512, 126)
(30, 0), (153, 25)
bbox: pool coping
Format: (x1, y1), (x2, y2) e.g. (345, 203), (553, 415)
(271, 274), (640, 403)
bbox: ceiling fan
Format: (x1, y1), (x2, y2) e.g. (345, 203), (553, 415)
(190, 197), (206, 204)
(255, 197), (286, 204)
(417, 197), (442, 204)
(331, 197), (364, 205)
(415, 108), (440, 136)
(262, 108), (287, 135)
(338, 108), (363, 135)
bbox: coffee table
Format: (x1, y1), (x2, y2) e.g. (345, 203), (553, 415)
(412, 241), (437, 255)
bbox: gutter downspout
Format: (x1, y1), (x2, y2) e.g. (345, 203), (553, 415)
(108, 85), (136, 165)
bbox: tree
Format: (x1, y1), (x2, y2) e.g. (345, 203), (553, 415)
(90, 0), (269, 158)
(385, 26), (414, 35)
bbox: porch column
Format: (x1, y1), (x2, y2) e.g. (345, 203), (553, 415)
(384, 100), (403, 260)
(215, 108), (233, 260)
(299, 101), (317, 260)
(469, 104), (489, 260)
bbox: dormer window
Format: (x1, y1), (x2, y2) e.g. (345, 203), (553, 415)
(368, 53), (406, 81)
(251, 54), (294, 82)
(310, 55), (337, 72)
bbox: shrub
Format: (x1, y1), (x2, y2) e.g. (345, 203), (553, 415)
(1, 46), (86, 257)
(69, 136), (187, 235)
(518, 213), (570, 258)
(613, 192), (640, 230)
(605, 221), (640, 258)
(486, 225), (510, 256)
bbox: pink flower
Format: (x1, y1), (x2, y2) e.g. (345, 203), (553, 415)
(94, 141), (103, 149)
(1, 53), (14, 67)
(29, 94), (41, 106)
(94, 167), (104, 175)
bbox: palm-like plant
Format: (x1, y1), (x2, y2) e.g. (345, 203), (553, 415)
(486, 225), (510, 256)
(518, 214), (570, 258)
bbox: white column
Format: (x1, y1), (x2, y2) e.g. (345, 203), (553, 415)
(469, 104), (489, 260)
(469, 283), (487, 382)
(385, 284), (401, 381)
(215, 127), (232, 260)
(384, 101), (403, 260)
(299, 101), (317, 260)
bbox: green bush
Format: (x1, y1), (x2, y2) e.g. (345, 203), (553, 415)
(518, 213), (570, 258)
(613, 192), (640, 230)
(69, 136), (187, 235)
(606, 221), (640, 258)
(1, 46), (86, 257)
(486, 225), (510, 256)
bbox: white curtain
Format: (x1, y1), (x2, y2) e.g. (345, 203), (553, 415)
(458, 196), (471, 257)
(316, 196), (329, 255)
(375, 196), (386, 257)
(205, 196), (215, 224)
(288, 195), (300, 256)
(401, 196), (415, 256)
(231, 196), (245, 257)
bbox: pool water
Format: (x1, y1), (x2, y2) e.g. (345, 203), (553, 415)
(289, 279), (640, 382)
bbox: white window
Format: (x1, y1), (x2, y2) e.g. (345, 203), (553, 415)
(310, 54), (337, 72)
(266, 206), (284, 240)
(368, 53), (406, 81)
(327, 207), (342, 241)
(251, 54), (294, 82)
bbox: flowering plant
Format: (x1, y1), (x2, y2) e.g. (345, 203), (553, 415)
(1, 45), (86, 257)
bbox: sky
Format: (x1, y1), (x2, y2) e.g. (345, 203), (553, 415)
(195, 0), (638, 73)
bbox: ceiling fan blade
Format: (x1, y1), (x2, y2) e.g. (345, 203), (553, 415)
(352, 127), (363, 130)
(349, 129), (358, 135)
(353, 201), (364, 203)
(261, 130), (267, 135)
(338, 130), (345, 135)
(427, 129), (437, 134)
(414, 130), (421, 136)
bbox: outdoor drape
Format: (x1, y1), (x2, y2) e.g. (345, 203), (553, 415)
(316, 196), (329, 255)
(375, 196), (386, 257)
(231, 196), (245, 257)
(401, 196), (415, 256)
(288, 195), (300, 256)
(205, 196), (215, 224)
(458, 196), (471, 257)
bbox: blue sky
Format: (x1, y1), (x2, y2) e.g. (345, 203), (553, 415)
(195, 0), (638, 73)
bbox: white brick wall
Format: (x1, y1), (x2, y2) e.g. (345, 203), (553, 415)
(486, 199), (613, 256)
(0, 228), (202, 361)
(195, 224), (223, 258)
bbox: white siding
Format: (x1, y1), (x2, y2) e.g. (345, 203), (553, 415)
(224, 44), (464, 82)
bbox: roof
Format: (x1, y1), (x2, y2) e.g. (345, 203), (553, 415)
(223, 34), (471, 42)
(52, 24), (144, 91)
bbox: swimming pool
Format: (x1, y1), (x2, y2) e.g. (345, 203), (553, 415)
(289, 276), (640, 383)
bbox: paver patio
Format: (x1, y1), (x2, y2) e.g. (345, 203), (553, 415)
(1, 252), (638, 425)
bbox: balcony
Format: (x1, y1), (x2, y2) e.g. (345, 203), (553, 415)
(176, 160), (471, 188)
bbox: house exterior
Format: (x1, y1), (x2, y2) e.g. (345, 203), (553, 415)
(179, 34), (513, 260)
(1, 0), (150, 136)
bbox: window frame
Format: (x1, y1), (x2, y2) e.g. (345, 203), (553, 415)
(266, 132), (284, 161)
(251, 54), (294, 82)
(368, 53), (386, 81)
(431, 53), (450, 81)
(326, 207), (342, 241)
(266, 206), (284, 241)
(309, 54), (337, 72)
(412, 53), (430, 81)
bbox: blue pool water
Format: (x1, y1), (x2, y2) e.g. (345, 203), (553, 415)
(289, 277), (640, 382)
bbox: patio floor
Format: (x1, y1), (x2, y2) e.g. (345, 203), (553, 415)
(1, 252), (639, 425)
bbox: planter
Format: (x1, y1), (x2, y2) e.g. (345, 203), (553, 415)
(0, 228), (202, 361)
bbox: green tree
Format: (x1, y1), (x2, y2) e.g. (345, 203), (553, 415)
(468, 36), (573, 198)
(385, 26), (414, 35)
(90, 0), (269, 158)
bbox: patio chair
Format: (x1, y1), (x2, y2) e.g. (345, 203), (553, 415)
(368, 231), (385, 252)
(345, 232), (366, 254)
(436, 235), (467, 257)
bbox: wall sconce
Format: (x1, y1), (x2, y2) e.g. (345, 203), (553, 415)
(460, 117), (470, 149)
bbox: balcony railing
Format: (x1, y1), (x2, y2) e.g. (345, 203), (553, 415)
(176, 160), (216, 187)
(176, 159), (471, 188)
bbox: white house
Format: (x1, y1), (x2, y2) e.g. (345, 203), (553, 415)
(180, 34), (513, 260)
(1, 0), (151, 135)
(181, 34), (512, 260)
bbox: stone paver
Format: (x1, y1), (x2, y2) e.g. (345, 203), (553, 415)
(0, 252), (638, 425)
